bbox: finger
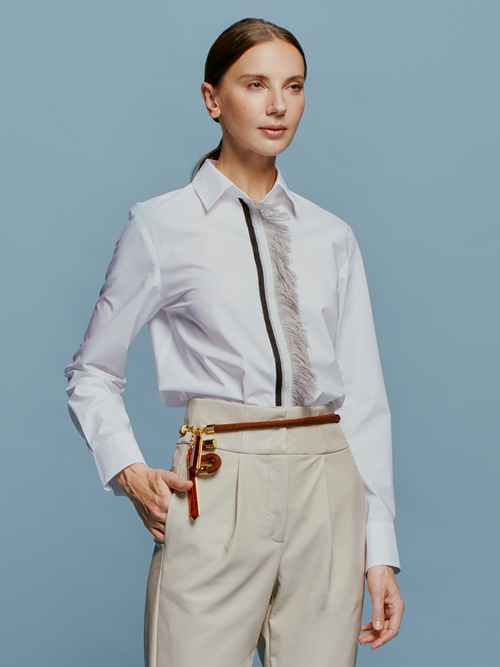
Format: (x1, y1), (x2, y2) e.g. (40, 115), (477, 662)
(145, 510), (168, 533)
(372, 630), (395, 649)
(162, 471), (193, 491)
(358, 629), (380, 645)
(371, 606), (403, 649)
(130, 496), (167, 533)
(371, 593), (385, 631)
(370, 607), (404, 649)
(141, 510), (166, 537)
(150, 509), (168, 524)
(358, 620), (380, 645)
(150, 525), (165, 540)
(359, 617), (393, 646)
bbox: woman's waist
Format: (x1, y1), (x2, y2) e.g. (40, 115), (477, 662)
(179, 397), (349, 455)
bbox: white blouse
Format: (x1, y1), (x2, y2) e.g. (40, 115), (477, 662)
(65, 159), (400, 572)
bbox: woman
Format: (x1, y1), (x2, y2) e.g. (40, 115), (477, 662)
(65, 17), (404, 667)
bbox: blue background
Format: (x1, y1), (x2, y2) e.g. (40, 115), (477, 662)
(1, 1), (498, 665)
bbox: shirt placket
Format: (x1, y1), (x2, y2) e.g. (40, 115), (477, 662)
(239, 198), (293, 407)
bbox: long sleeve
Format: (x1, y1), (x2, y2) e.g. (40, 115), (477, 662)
(335, 227), (400, 572)
(65, 210), (162, 492)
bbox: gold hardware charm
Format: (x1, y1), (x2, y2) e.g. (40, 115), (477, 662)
(182, 424), (222, 520)
(197, 453), (223, 476)
(179, 425), (217, 448)
(203, 439), (217, 450)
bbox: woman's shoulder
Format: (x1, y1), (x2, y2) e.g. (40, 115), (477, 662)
(128, 182), (200, 230)
(287, 188), (353, 239)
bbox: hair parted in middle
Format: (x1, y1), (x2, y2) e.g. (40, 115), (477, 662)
(192, 17), (307, 177)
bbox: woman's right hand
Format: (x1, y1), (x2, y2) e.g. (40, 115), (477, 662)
(115, 462), (193, 540)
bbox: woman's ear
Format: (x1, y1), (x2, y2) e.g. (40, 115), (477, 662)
(201, 82), (221, 120)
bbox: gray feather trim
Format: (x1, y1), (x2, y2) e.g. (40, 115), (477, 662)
(252, 199), (317, 405)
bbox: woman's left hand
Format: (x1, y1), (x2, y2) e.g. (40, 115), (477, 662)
(358, 565), (404, 649)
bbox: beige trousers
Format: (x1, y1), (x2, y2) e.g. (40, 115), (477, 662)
(145, 399), (366, 667)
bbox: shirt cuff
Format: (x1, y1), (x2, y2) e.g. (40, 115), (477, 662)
(365, 521), (401, 573)
(92, 434), (147, 495)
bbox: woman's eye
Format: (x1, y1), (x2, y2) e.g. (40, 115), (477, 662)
(249, 81), (262, 89)
(289, 83), (303, 92)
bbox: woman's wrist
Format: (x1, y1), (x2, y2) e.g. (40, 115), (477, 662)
(114, 462), (148, 493)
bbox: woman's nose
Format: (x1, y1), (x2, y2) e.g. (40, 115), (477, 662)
(267, 91), (286, 115)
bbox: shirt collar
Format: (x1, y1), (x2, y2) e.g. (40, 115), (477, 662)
(192, 159), (298, 216)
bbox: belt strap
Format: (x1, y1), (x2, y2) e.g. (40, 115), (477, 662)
(182, 413), (340, 436)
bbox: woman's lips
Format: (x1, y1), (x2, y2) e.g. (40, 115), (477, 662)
(260, 126), (287, 137)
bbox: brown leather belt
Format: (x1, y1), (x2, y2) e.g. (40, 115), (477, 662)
(180, 412), (340, 437)
(180, 413), (340, 520)
(206, 413), (340, 433)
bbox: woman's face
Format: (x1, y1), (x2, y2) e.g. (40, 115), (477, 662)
(203, 39), (306, 160)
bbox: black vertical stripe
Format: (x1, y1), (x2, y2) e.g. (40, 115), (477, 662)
(239, 199), (283, 406)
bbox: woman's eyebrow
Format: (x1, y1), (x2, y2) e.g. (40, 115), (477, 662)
(238, 73), (305, 83)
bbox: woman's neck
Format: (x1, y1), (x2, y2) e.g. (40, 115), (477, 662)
(215, 146), (277, 202)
